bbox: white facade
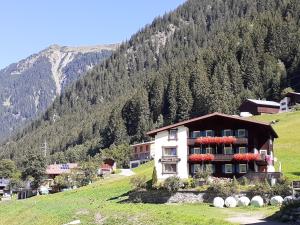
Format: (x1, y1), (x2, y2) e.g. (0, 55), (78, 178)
(154, 126), (189, 180)
(279, 97), (290, 112)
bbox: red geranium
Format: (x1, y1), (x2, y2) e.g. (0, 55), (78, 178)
(188, 154), (215, 162)
(233, 153), (260, 161)
(195, 136), (237, 145)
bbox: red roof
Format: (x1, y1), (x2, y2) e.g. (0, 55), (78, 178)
(146, 112), (278, 137)
(46, 163), (78, 175)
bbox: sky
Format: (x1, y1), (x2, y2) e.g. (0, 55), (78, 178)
(0, 0), (186, 69)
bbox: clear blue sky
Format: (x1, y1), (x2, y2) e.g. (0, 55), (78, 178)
(0, 0), (185, 69)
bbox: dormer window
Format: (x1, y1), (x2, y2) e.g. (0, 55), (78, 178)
(169, 129), (177, 140)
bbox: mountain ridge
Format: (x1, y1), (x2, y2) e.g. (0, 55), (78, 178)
(0, 44), (117, 141)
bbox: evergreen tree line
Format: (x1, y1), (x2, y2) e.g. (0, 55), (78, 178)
(1, 0), (300, 167)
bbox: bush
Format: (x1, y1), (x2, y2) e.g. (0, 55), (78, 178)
(249, 179), (272, 202)
(151, 167), (158, 187)
(163, 176), (182, 192)
(240, 177), (249, 186)
(271, 177), (292, 197)
(130, 175), (147, 190)
(182, 177), (196, 189)
(207, 182), (231, 198)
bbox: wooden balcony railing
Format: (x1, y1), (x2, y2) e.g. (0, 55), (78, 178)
(187, 137), (248, 145)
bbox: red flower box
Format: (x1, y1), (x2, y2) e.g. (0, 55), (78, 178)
(188, 154), (215, 162)
(233, 153), (260, 161)
(195, 136), (237, 145)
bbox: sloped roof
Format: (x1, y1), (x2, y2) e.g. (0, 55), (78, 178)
(46, 163), (78, 175)
(247, 99), (280, 107)
(147, 112), (278, 138)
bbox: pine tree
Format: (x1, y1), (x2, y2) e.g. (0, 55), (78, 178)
(176, 74), (193, 122)
(164, 73), (177, 124)
(149, 76), (164, 122)
(190, 59), (211, 117)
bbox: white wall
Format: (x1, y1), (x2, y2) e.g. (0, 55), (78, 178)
(154, 126), (189, 180)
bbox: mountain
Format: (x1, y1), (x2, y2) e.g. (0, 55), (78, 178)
(1, 0), (300, 164)
(0, 44), (117, 141)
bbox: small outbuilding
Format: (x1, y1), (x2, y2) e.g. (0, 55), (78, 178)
(280, 92), (300, 112)
(239, 99), (280, 116)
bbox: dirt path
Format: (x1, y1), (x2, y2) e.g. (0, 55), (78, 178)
(226, 212), (286, 225)
(119, 169), (135, 176)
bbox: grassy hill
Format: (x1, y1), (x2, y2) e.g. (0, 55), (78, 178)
(1, 111), (298, 225)
(0, 162), (277, 225)
(254, 111), (300, 180)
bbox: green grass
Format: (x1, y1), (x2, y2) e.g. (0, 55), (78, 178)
(254, 111), (300, 180)
(4, 111), (300, 225)
(0, 161), (278, 225)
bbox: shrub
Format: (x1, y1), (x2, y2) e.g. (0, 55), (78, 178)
(182, 177), (196, 189)
(130, 175), (147, 190)
(163, 176), (182, 192)
(207, 182), (231, 198)
(249, 179), (272, 202)
(271, 177), (292, 197)
(230, 176), (240, 194)
(151, 167), (158, 187)
(240, 177), (249, 186)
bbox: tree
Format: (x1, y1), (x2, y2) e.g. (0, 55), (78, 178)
(190, 59), (210, 116)
(102, 107), (127, 148)
(149, 76), (164, 122)
(152, 166), (158, 187)
(164, 73), (177, 124)
(21, 151), (46, 189)
(176, 74), (193, 122)
(281, 87), (295, 99)
(0, 159), (16, 178)
(101, 144), (131, 168)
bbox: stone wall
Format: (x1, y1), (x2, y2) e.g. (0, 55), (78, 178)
(128, 190), (206, 204)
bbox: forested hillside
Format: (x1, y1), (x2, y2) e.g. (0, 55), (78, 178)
(0, 44), (116, 142)
(1, 0), (300, 165)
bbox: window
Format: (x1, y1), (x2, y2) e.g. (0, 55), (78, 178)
(192, 164), (215, 173)
(146, 145), (149, 152)
(163, 147), (177, 157)
(260, 150), (267, 158)
(134, 147), (138, 153)
(225, 164), (233, 174)
(237, 129), (247, 138)
(205, 147), (214, 154)
(281, 102), (286, 106)
(191, 131), (201, 138)
(206, 130), (214, 137)
(191, 147), (201, 154)
(169, 129), (177, 140)
(223, 129), (233, 136)
(163, 163), (177, 174)
(224, 146), (233, 154)
(239, 164), (247, 173)
(238, 147), (247, 153)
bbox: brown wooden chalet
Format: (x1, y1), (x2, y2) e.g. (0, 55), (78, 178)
(147, 112), (280, 180)
(239, 99), (280, 115)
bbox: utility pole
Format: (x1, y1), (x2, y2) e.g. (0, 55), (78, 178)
(40, 140), (48, 158)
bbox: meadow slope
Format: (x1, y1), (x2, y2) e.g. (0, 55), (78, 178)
(254, 111), (300, 180)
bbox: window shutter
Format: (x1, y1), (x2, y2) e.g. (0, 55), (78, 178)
(236, 164), (239, 173)
(245, 147), (248, 153)
(245, 130), (248, 137)
(222, 164), (225, 173)
(221, 130), (224, 137)
(212, 130), (215, 136)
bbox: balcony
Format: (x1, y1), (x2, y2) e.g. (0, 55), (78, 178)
(187, 137), (248, 145)
(188, 153), (268, 163)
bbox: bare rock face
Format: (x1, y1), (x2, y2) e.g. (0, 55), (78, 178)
(0, 44), (117, 141)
